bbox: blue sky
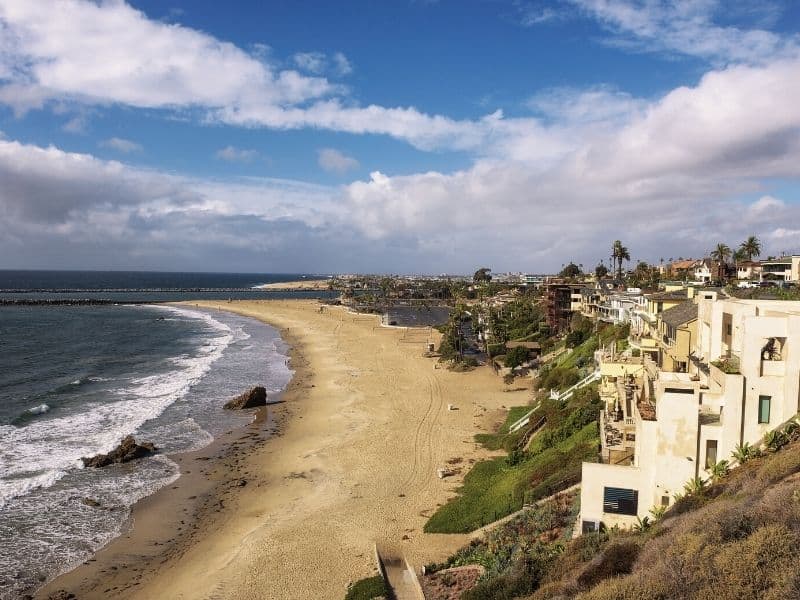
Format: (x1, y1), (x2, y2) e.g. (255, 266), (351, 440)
(1, 0), (799, 273)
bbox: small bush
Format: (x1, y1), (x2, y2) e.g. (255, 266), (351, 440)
(576, 539), (641, 589)
(344, 575), (387, 600)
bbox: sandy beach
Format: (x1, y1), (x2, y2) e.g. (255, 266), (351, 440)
(254, 279), (331, 291)
(38, 300), (528, 600)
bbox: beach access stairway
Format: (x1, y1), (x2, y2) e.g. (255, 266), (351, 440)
(376, 545), (425, 600)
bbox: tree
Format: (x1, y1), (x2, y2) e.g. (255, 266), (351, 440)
(559, 262), (582, 278)
(710, 243), (731, 264)
(595, 262), (609, 279)
(710, 243), (732, 282)
(611, 240), (630, 280)
(739, 235), (762, 261)
(504, 346), (529, 369)
(473, 267), (492, 283)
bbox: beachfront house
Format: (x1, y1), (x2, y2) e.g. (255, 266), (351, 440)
(580, 295), (800, 531)
(761, 255), (800, 283)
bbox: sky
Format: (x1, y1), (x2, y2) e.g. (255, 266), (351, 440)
(1, 0), (799, 274)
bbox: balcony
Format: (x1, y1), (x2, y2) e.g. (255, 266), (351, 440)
(761, 359), (786, 377)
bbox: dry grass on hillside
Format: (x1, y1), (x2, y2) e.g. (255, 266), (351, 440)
(526, 441), (800, 600)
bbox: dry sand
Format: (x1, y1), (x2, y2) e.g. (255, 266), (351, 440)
(254, 279), (331, 291)
(39, 300), (528, 600)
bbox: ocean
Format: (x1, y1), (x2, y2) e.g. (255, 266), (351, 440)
(0, 271), (320, 598)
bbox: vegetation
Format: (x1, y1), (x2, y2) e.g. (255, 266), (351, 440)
(438, 419), (800, 600)
(475, 406), (533, 452)
(611, 240), (630, 280)
(424, 423), (595, 534)
(343, 576), (387, 600)
(427, 492), (579, 599)
(505, 346), (531, 369)
(473, 267), (493, 283)
(559, 262), (583, 278)
(594, 263), (609, 279)
(712, 356), (741, 374)
(739, 235), (761, 261)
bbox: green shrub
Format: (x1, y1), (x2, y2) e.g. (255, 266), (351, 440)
(344, 575), (387, 600)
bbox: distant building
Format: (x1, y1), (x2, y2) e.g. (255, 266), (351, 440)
(544, 282), (579, 334)
(761, 255), (800, 282)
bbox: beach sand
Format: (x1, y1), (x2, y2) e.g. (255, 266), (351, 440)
(254, 279), (331, 291)
(38, 300), (529, 600)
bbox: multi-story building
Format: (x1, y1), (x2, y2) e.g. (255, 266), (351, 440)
(580, 296), (800, 531)
(544, 282), (581, 334)
(736, 260), (761, 281)
(760, 255), (800, 282)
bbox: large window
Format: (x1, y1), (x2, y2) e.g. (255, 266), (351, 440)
(758, 395), (771, 424)
(603, 487), (638, 515)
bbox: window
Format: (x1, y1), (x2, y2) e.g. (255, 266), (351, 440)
(758, 395), (771, 424)
(603, 487), (638, 515)
(706, 440), (718, 468)
(582, 520), (599, 534)
(726, 324), (732, 336)
(661, 495), (670, 507)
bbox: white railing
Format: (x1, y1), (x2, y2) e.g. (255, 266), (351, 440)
(508, 400), (542, 433)
(549, 370), (601, 402)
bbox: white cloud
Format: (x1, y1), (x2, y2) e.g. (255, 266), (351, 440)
(0, 0), (335, 112)
(317, 148), (359, 174)
(0, 0), (503, 151)
(61, 114), (88, 134)
(292, 51), (326, 74)
(100, 137), (143, 153)
(215, 145), (260, 163)
(332, 52), (353, 75)
(571, 0), (798, 65)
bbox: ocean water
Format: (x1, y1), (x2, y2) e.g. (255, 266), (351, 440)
(0, 302), (292, 598)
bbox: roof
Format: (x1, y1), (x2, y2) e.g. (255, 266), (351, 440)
(670, 259), (698, 270)
(505, 341), (541, 350)
(660, 301), (698, 327)
(646, 289), (688, 302)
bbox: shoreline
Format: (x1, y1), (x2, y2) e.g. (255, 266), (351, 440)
(34, 310), (304, 600)
(37, 299), (525, 599)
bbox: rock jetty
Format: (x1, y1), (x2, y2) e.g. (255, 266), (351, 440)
(224, 386), (267, 410)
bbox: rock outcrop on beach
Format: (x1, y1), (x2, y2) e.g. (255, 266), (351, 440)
(224, 386), (267, 410)
(81, 435), (157, 468)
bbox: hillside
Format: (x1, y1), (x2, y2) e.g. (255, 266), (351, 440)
(428, 420), (800, 599)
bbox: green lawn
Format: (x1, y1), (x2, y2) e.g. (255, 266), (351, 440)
(424, 423), (597, 533)
(474, 405), (532, 451)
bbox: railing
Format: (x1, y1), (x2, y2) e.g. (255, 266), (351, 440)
(549, 370), (600, 402)
(508, 400), (542, 433)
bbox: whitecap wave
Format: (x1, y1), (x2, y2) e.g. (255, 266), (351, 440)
(0, 306), (233, 508)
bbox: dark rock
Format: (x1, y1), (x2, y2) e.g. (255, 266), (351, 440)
(81, 497), (101, 507)
(81, 435), (157, 468)
(224, 386), (267, 410)
(46, 591), (76, 600)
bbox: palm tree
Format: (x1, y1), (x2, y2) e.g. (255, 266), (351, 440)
(710, 243), (731, 264)
(611, 240), (630, 280)
(739, 236), (762, 261)
(710, 243), (732, 282)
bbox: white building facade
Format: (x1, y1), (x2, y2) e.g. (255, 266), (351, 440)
(580, 296), (800, 530)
